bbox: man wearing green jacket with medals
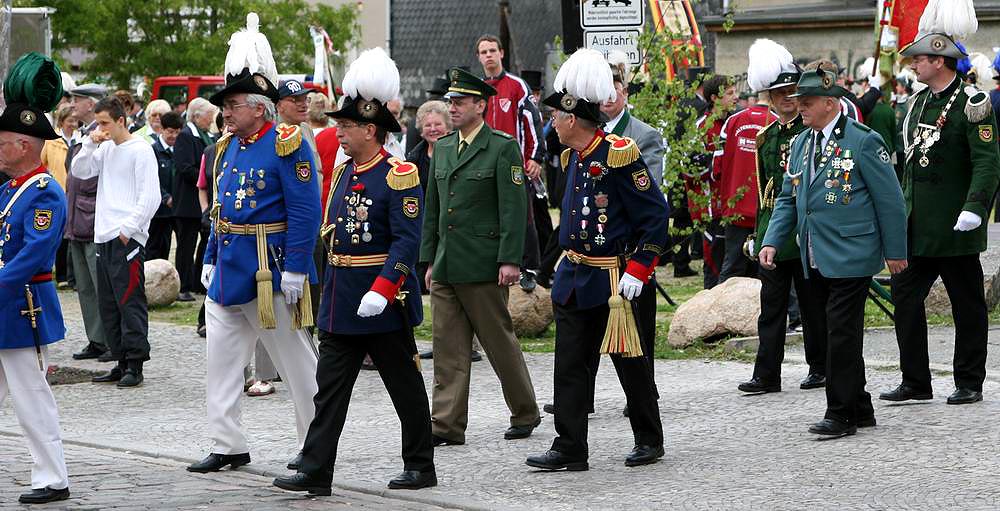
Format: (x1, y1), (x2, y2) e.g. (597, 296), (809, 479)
(739, 39), (828, 394)
(880, 14), (1000, 405)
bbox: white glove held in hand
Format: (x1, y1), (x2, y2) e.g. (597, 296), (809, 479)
(357, 291), (388, 317)
(280, 271), (307, 305)
(200, 264), (215, 289)
(953, 211), (982, 232)
(618, 273), (644, 301)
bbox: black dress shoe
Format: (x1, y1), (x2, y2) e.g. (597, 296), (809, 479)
(673, 266), (698, 278)
(808, 419), (856, 438)
(117, 368), (143, 388)
(542, 403), (555, 414)
(387, 470), (437, 490)
(471, 350), (483, 362)
(72, 343), (104, 360)
(738, 377), (781, 394)
(947, 388), (983, 405)
(287, 451), (303, 470)
(418, 350), (434, 360)
(799, 373), (826, 390)
(186, 453), (251, 473)
(432, 434), (464, 447)
(92, 367), (123, 383)
(879, 384), (933, 402)
(525, 450), (588, 471)
(177, 291), (196, 302)
(624, 445), (664, 467)
(18, 486), (70, 504)
(504, 418), (541, 440)
(97, 350), (116, 363)
(857, 416), (877, 428)
(273, 472), (332, 495)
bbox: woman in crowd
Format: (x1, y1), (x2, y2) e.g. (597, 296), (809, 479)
(405, 100), (451, 192)
(40, 104), (79, 285)
(134, 99), (172, 144)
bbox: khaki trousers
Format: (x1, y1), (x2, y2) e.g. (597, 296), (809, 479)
(430, 281), (539, 443)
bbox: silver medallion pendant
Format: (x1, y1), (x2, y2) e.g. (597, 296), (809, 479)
(824, 179), (833, 189)
(919, 155), (929, 167)
(581, 206), (591, 216)
(362, 232), (373, 242)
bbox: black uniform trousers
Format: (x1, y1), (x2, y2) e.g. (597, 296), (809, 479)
(551, 297), (662, 458)
(702, 220), (726, 289)
(298, 328), (434, 477)
(173, 217), (202, 293)
(146, 217), (173, 261)
(891, 254), (988, 392)
(586, 278), (659, 408)
(719, 225), (756, 283)
(753, 259), (827, 382)
(670, 206), (694, 269)
(522, 184), (541, 270)
(807, 270), (873, 425)
(95, 240), (151, 363)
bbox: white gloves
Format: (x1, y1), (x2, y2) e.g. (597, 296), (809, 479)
(618, 273), (644, 301)
(200, 264), (215, 289)
(280, 271), (307, 305)
(953, 211), (982, 232)
(357, 291), (388, 318)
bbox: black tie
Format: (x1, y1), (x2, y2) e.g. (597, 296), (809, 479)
(458, 140), (468, 155)
(813, 132), (823, 170)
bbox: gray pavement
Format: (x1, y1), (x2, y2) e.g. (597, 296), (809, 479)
(1, 296), (1000, 510)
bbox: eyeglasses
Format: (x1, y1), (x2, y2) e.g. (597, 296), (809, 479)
(222, 102), (250, 111)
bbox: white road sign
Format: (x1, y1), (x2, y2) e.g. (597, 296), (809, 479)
(581, 0), (645, 28)
(584, 29), (642, 65)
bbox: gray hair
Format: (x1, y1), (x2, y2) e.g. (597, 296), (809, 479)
(187, 97), (216, 121)
(144, 99), (171, 119)
(416, 100), (451, 132)
(246, 93), (276, 121)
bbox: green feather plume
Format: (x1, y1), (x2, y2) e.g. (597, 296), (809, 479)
(4, 52), (63, 113)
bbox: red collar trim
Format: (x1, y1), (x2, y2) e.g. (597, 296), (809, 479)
(579, 130), (605, 160)
(354, 148), (388, 174)
(240, 121), (273, 145)
(8, 165), (47, 188)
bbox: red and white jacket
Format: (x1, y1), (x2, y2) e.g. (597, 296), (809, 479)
(714, 104), (776, 228)
(484, 71), (544, 164)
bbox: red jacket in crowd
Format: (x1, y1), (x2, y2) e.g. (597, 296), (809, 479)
(686, 111), (727, 224)
(484, 71), (544, 164)
(315, 127), (340, 206)
(714, 104), (775, 228)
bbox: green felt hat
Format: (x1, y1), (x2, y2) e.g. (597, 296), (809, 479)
(0, 52), (62, 139)
(444, 67), (497, 99)
(789, 69), (847, 98)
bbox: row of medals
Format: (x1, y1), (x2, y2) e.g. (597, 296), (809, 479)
(338, 188), (374, 245)
(0, 217), (10, 269)
(232, 167), (266, 210)
(913, 125), (940, 168)
(789, 139), (855, 204)
(579, 164), (610, 248)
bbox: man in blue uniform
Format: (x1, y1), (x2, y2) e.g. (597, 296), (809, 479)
(187, 13), (321, 473)
(526, 49), (669, 471)
(0, 52), (71, 504)
(273, 47), (436, 495)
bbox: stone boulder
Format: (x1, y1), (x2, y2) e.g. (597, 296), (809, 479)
(145, 259), (181, 307)
(924, 224), (1000, 316)
(668, 277), (760, 348)
(508, 286), (554, 337)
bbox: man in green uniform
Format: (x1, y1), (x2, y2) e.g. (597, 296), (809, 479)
(420, 68), (541, 446)
(880, 23), (1000, 405)
(740, 40), (828, 394)
(761, 69), (907, 438)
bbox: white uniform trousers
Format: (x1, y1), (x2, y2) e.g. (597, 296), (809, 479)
(0, 346), (69, 490)
(205, 295), (318, 455)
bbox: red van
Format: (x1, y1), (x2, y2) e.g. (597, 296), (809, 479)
(151, 74), (332, 106)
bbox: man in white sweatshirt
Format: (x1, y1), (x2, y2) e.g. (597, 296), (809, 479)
(70, 96), (160, 388)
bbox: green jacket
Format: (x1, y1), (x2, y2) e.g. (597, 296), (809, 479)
(419, 124), (527, 283)
(754, 115), (807, 261)
(865, 101), (896, 155)
(901, 77), (1000, 257)
(763, 114), (908, 278)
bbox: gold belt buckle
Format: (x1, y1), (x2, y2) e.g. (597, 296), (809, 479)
(567, 252), (582, 264)
(328, 253), (350, 267)
(217, 221), (231, 234)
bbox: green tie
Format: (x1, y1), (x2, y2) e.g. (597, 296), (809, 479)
(458, 140), (468, 156)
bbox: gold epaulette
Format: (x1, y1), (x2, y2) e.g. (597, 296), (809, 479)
(386, 157), (420, 191)
(560, 148), (571, 170)
(275, 123), (302, 157)
(604, 134), (640, 168)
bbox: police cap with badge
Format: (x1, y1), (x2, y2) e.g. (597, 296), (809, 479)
(327, 49), (405, 133)
(443, 67), (497, 102)
(208, 13), (280, 106)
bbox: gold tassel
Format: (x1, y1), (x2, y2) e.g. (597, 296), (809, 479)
(605, 135), (641, 168)
(292, 283), (315, 330)
(599, 267), (643, 357)
(255, 225), (277, 329)
(275, 123), (303, 157)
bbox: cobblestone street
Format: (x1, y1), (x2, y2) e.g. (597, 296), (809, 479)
(1, 298), (999, 510)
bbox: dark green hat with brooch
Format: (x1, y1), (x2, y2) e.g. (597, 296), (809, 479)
(0, 52), (62, 140)
(444, 67), (497, 99)
(789, 69), (847, 98)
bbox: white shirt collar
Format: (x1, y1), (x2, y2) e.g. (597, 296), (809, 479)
(815, 113), (841, 143)
(158, 134), (172, 151)
(604, 107), (627, 134)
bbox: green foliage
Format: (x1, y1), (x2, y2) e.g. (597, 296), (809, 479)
(13, 0), (359, 90)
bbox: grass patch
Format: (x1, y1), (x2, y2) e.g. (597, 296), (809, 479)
(148, 298), (201, 327)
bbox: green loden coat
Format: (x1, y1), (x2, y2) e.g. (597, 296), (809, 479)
(419, 123), (527, 284)
(901, 76), (1000, 257)
(754, 115), (808, 261)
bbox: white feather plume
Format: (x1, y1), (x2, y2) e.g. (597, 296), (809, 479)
(342, 47), (400, 103)
(856, 57), (876, 81)
(918, 0), (977, 40)
(970, 52), (994, 89)
(224, 12), (279, 85)
(554, 48), (616, 104)
(747, 39), (794, 92)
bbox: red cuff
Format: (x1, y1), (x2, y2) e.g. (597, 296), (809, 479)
(625, 258), (657, 283)
(370, 275), (405, 304)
